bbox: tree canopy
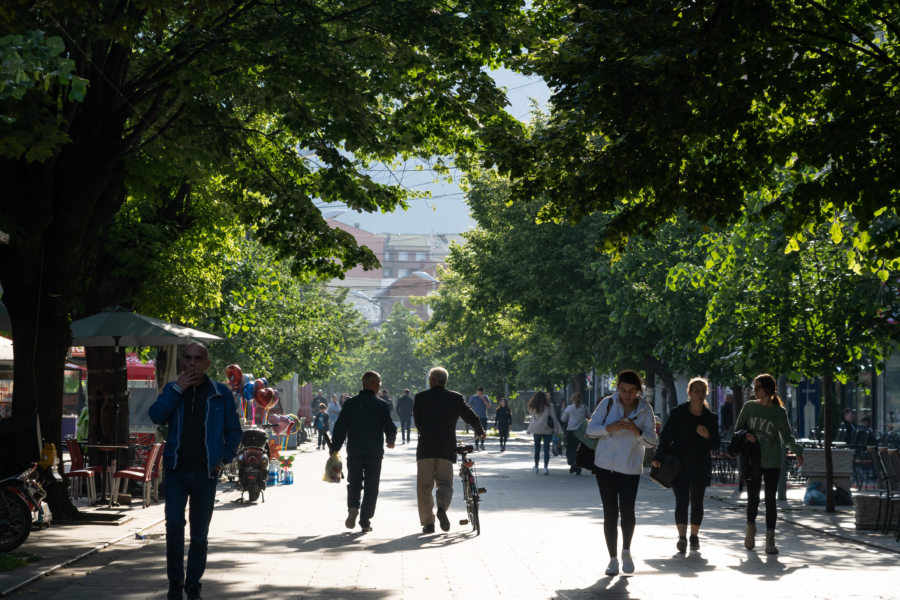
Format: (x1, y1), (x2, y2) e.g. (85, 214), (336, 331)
(483, 1), (900, 262)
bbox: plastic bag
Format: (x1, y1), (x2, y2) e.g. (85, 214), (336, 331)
(323, 451), (343, 483)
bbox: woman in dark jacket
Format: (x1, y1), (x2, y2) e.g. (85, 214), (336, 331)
(495, 397), (512, 452)
(652, 377), (720, 553)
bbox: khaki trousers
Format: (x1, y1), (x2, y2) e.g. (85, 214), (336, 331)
(416, 458), (454, 525)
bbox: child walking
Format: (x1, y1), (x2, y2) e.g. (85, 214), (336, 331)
(314, 403), (330, 450)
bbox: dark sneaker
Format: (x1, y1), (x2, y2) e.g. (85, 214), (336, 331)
(676, 536), (687, 554)
(422, 523), (435, 534)
(345, 507), (359, 529)
(437, 508), (450, 532)
(689, 535), (700, 550)
(360, 523), (372, 533)
(168, 581), (184, 600)
(184, 583), (201, 600)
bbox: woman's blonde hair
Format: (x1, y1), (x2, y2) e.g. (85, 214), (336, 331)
(687, 377), (710, 409)
(570, 392), (583, 408)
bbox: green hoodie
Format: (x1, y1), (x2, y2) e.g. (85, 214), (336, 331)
(735, 400), (803, 469)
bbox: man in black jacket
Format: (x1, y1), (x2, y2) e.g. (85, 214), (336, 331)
(331, 371), (397, 532)
(414, 367), (485, 533)
(396, 389), (414, 444)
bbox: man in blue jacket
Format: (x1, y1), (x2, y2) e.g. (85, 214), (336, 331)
(331, 370), (397, 533)
(149, 343), (242, 600)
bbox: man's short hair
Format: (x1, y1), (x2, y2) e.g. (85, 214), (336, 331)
(428, 367), (449, 387)
(182, 342), (209, 360)
(362, 371), (381, 388)
(404, 389), (410, 394)
(477, 386), (484, 392)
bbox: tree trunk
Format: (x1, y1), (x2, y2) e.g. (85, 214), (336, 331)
(823, 373), (835, 513)
(1, 238), (82, 519)
(86, 347), (130, 469)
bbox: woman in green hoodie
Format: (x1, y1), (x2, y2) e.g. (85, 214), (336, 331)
(734, 373), (804, 554)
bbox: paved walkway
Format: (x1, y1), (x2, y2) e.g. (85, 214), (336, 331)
(2, 434), (897, 599)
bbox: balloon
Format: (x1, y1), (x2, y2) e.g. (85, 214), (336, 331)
(255, 386), (278, 410)
(225, 364), (243, 389)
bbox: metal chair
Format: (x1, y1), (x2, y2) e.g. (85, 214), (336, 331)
(149, 441), (166, 503)
(63, 437), (102, 502)
(111, 442), (161, 508)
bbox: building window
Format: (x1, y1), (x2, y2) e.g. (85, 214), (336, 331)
(384, 268), (392, 278)
(398, 269), (409, 278)
(415, 252), (426, 261)
(397, 251), (408, 261)
(383, 251), (390, 261)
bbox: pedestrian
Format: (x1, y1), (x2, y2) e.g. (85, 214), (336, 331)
(586, 369), (658, 577)
(331, 371), (397, 533)
(148, 342), (242, 600)
(467, 386), (491, 450)
(735, 373), (804, 554)
(379, 388), (394, 414)
(495, 397), (512, 452)
(314, 403), (330, 449)
(396, 388), (414, 444)
(414, 367), (486, 533)
(312, 388), (326, 418)
(327, 394), (341, 435)
(651, 377), (720, 553)
(835, 407), (857, 443)
(525, 391), (562, 475)
(561, 392), (590, 475)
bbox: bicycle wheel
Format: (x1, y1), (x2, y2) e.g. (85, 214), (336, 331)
(466, 475), (479, 534)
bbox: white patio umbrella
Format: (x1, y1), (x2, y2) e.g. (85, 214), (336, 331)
(70, 308), (222, 448)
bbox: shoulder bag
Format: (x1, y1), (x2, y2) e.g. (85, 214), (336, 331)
(573, 399), (612, 473)
(649, 453), (682, 488)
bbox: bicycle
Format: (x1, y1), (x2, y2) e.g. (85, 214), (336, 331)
(455, 443), (485, 535)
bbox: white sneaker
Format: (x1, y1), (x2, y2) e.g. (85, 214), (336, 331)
(605, 558), (619, 576)
(532, 465), (538, 473)
(621, 549), (634, 574)
(543, 467), (549, 475)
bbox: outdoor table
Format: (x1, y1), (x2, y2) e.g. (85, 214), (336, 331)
(85, 444), (130, 507)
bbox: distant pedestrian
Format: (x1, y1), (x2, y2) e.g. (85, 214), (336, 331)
(312, 388), (326, 418)
(525, 391), (562, 475)
(379, 389), (394, 415)
(396, 388), (414, 444)
(314, 403), (330, 449)
(652, 377), (719, 553)
(414, 367), (485, 533)
(495, 397), (512, 452)
(467, 386), (491, 450)
(586, 369), (658, 577)
(327, 394), (341, 435)
(148, 342), (242, 600)
(331, 371), (397, 533)
(561, 392), (590, 475)
(735, 373), (804, 554)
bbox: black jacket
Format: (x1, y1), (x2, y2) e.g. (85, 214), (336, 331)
(331, 390), (397, 457)
(413, 385), (484, 462)
(727, 428), (761, 481)
(653, 402), (720, 485)
(396, 394), (414, 418)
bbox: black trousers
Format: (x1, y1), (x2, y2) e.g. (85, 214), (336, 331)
(347, 454), (383, 526)
(746, 467), (780, 531)
(672, 471), (707, 526)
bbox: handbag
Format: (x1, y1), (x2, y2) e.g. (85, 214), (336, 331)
(649, 453), (682, 488)
(572, 412), (602, 473)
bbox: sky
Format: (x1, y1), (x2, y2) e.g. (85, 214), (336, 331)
(319, 68), (551, 234)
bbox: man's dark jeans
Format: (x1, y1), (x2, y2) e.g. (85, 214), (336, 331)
(164, 468), (218, 590)
(346, 454), (383, 526)
(399, 415), (412, 442)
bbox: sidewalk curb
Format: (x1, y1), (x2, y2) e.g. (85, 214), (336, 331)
(708, 493), (900, 555)
(0, 515), (165, 598)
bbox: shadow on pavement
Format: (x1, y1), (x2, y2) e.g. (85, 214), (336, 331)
(728, 552), (808, 580)
(643, 552), (716, 577)
(553, 574), (632, 599)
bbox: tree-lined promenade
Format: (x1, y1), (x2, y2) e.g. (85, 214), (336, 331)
(2, 2), (899, 521)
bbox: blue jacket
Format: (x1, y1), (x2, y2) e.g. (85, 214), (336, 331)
(149, 376), (243, 478)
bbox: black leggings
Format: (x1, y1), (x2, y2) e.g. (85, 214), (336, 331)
(595, 468), (641, 557)
(673, 474), (707, 526)
(746, 467), (780, 531)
